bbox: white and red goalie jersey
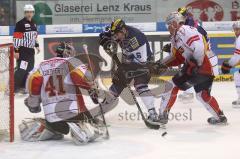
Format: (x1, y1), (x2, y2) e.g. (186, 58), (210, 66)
(26, 57), (94, 123)
(228, 35), (240, 67)
(163, 25), (213, 76)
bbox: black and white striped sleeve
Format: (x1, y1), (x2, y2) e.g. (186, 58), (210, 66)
(13, 22), (23, 53)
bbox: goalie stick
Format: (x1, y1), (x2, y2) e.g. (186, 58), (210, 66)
(83, 44), (110, 139)
(103, 41), (161, 130)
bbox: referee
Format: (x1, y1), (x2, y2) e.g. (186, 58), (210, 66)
(13, 4), (40, 93)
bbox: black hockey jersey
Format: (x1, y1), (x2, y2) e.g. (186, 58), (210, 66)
(120, 25), (153, 63)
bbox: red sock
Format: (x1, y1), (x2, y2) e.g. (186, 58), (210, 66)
(201, 90), (221, 114)
(166, 87), (179, 112)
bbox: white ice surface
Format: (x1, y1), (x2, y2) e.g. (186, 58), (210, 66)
(1, 82), (240, 159)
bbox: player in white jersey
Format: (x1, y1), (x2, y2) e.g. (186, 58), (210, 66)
(154, 12), (227, 125)
(163, 7), (219, 103)
(19, 42), (106, 145)
(221, 21), (240, 108)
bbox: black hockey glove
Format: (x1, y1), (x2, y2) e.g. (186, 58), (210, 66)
(147, 60), (168, 75)
(221, 60), (232, 74)
(88, 88), (99, 104)
(162, 43), (171, 53)
(99, 30), (112, 49)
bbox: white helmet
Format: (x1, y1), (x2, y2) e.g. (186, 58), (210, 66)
(233, 21), (240, 29)
(166, 11), (185, 25)
(24, 4), (35, 12)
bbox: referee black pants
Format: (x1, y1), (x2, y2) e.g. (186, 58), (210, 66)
(14, 47), (35, 92)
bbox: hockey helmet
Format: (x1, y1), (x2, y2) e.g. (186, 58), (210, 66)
(110, 19), (126, 33)
(166, 11), (185, 26)
(24, 4), (35, 12)
(178, 7), (190, 17)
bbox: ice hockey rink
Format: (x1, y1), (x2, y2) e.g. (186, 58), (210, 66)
(1, 81), (240, 159)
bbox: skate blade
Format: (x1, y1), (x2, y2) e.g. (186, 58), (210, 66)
(209, 121), (229, 126)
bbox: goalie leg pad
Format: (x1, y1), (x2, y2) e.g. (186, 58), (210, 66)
(19, 118), (64, 142)
(46, 120), (70, 135)
(68, 121), (105, 145)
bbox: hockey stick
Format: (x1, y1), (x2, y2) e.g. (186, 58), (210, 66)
(83, 44), (110, 139)
(104, 42), (161, 130)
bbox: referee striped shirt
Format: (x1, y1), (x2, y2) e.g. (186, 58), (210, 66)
(13, 18), (39, 52)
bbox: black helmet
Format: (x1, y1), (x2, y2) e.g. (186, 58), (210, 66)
(110, 19), (126, 33)
(178, 7), (189, 17)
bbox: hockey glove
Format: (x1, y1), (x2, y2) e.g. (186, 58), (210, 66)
(99, 31), (112, 48)
(88, 88), (99, 104)
(162, 43), (171, 53)
(147, 60), (168, 75)
(24, 95), (41, 113)
(221, 60), (232, 74)
(186, 60), (199, 76)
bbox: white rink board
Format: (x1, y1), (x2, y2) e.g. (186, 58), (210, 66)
(0, 82), (240, 159)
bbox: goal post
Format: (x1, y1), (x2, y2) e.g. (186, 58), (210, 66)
(0, 43), (14, 142)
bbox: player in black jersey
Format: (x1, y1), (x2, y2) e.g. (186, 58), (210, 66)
(99, 19), (158, 123)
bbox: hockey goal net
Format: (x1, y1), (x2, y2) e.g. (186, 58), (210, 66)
(0, 43), (14, 142)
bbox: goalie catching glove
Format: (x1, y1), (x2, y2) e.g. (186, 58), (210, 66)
(221, 60), (232, 74)
(24, 95), (41, 113)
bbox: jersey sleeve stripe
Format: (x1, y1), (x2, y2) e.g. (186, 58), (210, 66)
(186, 35), (200, 46)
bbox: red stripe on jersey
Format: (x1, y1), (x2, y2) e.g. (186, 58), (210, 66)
(235, 49), (240, 54)
(13, 32), (24, 39)
(186, 35), (200, 46)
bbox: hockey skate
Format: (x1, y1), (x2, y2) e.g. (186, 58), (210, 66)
(207, 111), (228, 125)
(147, 108), (159, 122)
(232, 99), (240, 108)
(158, 111), (169, 125)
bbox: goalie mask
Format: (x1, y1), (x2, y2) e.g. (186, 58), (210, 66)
(56, 41), (76, 58)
